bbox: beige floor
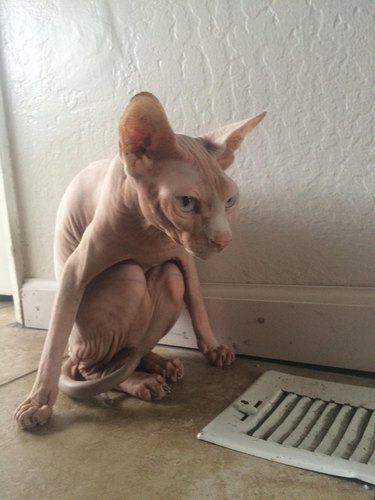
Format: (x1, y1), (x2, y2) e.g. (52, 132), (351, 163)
(0, 300), (374, 500)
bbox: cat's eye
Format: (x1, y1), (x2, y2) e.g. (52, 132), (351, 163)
(176, 196), (197, 213)
(225, 196), (237, 209)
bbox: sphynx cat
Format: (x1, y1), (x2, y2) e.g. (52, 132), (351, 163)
(15, 92), (265, 429)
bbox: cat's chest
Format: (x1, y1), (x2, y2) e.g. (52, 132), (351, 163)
(119, 223), (183, 269)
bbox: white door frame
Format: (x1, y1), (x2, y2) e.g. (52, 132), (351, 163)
(0, 75), (24, 323)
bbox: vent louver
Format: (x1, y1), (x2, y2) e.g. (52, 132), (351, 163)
(246, 390), (375, 463)
(198, 371), (375, 484)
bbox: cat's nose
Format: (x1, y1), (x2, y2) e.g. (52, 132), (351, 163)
(208, 222), (232, 251)
(210, 237), (232, 251)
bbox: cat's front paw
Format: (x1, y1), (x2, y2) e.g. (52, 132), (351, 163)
(15, 398), (53, 429)
(204, 344), (235, 367)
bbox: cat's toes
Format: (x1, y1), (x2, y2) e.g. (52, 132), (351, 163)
(205, 344), (235, 367)
(117, 373), (171, 401)
(134, 374), (171, 401)
(15, 400), (52, 429)
(163, 358), (184, 382)
(140, 353), (184, 383)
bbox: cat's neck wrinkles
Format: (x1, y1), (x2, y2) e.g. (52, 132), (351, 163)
(122, 175), (145, 221)
(120, 168), (171, 243)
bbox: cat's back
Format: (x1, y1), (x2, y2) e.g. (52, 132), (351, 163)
(53, 158), (112, 276)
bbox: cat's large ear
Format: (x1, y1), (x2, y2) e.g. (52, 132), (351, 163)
(119, 92), (178, 175)
(203, 112), (266, 170)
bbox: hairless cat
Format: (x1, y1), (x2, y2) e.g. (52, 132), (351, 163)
(15, 92), (265, 429)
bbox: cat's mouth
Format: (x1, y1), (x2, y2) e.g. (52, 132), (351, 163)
(168, 230), (226, 260)
(184, 245), (223, 260)
(185, 248), (205, 260)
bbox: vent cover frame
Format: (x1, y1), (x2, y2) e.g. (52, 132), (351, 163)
(198, 371), (375, 485)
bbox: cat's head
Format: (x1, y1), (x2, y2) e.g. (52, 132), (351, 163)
(119, 92), (265, 260)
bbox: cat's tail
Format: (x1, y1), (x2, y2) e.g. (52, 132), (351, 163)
(59, 347), (142, 399)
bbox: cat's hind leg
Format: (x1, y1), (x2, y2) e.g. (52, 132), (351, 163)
(67, 261), (185, 401)
(67, 261), (182, 401)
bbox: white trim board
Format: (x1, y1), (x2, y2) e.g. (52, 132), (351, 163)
(21, 279), (375, 373)
(0, 74), (24, 321)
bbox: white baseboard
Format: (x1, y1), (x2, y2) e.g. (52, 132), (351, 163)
(21, 279), (375, 372)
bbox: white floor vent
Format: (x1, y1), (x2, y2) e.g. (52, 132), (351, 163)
(198, 371), (375, 485)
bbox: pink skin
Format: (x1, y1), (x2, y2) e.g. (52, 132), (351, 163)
(15, 92), (265, 429)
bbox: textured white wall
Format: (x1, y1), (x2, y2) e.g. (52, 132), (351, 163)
(0, 0), (374, 286)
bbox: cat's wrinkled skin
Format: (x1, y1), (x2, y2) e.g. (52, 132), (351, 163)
(15, 92), (265, 429)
